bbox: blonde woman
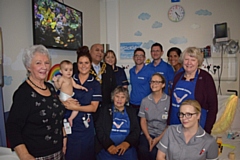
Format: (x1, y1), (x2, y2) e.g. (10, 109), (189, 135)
(157, 100), (218, 160)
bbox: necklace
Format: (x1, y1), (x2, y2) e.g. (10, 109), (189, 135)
(28, 77), (47, 90)
(90, 63), (106, 84)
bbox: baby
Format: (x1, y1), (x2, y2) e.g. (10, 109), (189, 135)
(53, 60), (88, 126)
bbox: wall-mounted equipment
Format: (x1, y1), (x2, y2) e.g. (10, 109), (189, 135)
(214, 22), (229, 43)
(32, 0), (83, 51)
(226, 40), (239, 54)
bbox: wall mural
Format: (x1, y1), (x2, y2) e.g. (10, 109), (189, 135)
(11, 50), (25, 71)
(2, 48), (60, 87)
(191, 23), (200, 29)
(128, 8), (213, 54)
(134, 31), (142, 36)
(142, 40), (155, 49)
(169, 36), (187, 45)
(138, 13), (151, 20)
(4, 76), (12, 86)
(195, 9), (212, 16)
(152, 21), (163, 29)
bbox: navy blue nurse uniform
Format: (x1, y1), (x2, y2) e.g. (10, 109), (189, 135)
(113, 66), (129, 87)
(65, 74), (102, 160)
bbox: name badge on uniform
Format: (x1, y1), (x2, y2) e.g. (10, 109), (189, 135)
(162, 114), (168, 119)
(162, 107), (168, 119)
(63, 119), (72, 134)
(138, 77), (144, 80)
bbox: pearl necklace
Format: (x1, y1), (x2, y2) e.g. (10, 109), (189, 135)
(28, 77), (47, 90)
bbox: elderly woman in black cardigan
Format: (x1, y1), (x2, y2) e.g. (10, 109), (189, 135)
(95, 86), (140, 160)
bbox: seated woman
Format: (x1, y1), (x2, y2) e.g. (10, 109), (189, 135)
(95, 86), (140, 160)
(138, 73), (170, 160)
(156, 100), (218, 160)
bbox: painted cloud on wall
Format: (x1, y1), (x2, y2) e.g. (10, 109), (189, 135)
(11, 49), (25, 71)
(195, 9), (212, 16)
(170, 37), (187, 44)
(138, 13), (151, 20)
(134, 31), (142, 36)
(152, 21), (163, 28)
(3, 55), (12, 66)
(142, 40), (155, 49)
(4, 76), (13, 86)
(191, 23), (200, 29)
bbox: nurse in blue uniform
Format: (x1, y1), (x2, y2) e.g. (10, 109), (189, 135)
(63, 48), (102, 160)
(95, 86), (140, 160)
(104, 50), (129, 88)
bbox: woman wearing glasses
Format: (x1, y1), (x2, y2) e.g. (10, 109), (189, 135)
(156, 100), (218, 160)
(138, 73), (170, 160)
(168, 47), (217, 134)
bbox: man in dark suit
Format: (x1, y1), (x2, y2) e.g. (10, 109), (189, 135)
(89, 43), (117, 105)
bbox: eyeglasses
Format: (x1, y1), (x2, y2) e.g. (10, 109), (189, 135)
(134, 55), (145, 58)
(178, 112), (197, 119)
(150, 80), (163, 84)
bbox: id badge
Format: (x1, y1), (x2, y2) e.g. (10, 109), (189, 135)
(64, 120), (72, 134)
(162, 114), (168, 119)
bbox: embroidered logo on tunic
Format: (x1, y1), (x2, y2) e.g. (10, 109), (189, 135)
(173, 92), (188, 103)
(113, 121), (124, 129)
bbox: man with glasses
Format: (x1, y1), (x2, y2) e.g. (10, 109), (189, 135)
(129, 48), (154, 117)
(147, 43), (174, 95)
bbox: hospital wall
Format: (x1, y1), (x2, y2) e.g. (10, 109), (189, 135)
(0, 0), (100, 111)
(0, 0), (240, 113)
(100, 0), (240, 96)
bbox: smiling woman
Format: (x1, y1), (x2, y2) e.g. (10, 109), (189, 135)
(63, 46), (102, 160)
(168, 47), (218, 134)
(6, 45), (65, 160)
(95, 86), (140, 160)
(156, 100), (218, 160)
(167, 47), (182, 73)
(138, 73), (170, 160)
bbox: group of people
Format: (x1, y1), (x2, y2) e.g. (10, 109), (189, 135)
(6, 42), (219, 160)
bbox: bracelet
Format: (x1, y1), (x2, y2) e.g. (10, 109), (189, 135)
(63, 135), (67, 139)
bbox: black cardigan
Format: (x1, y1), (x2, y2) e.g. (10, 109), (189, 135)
(95, 104), (140, 154)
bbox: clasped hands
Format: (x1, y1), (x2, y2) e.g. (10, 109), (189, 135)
(147, 137), (158, 152)
(107, 142), (130, 156)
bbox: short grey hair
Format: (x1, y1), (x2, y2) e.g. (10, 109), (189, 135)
(111, 86), (129, 103)
(180, 47), (204, 67)
(22, 45), (51, 72)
